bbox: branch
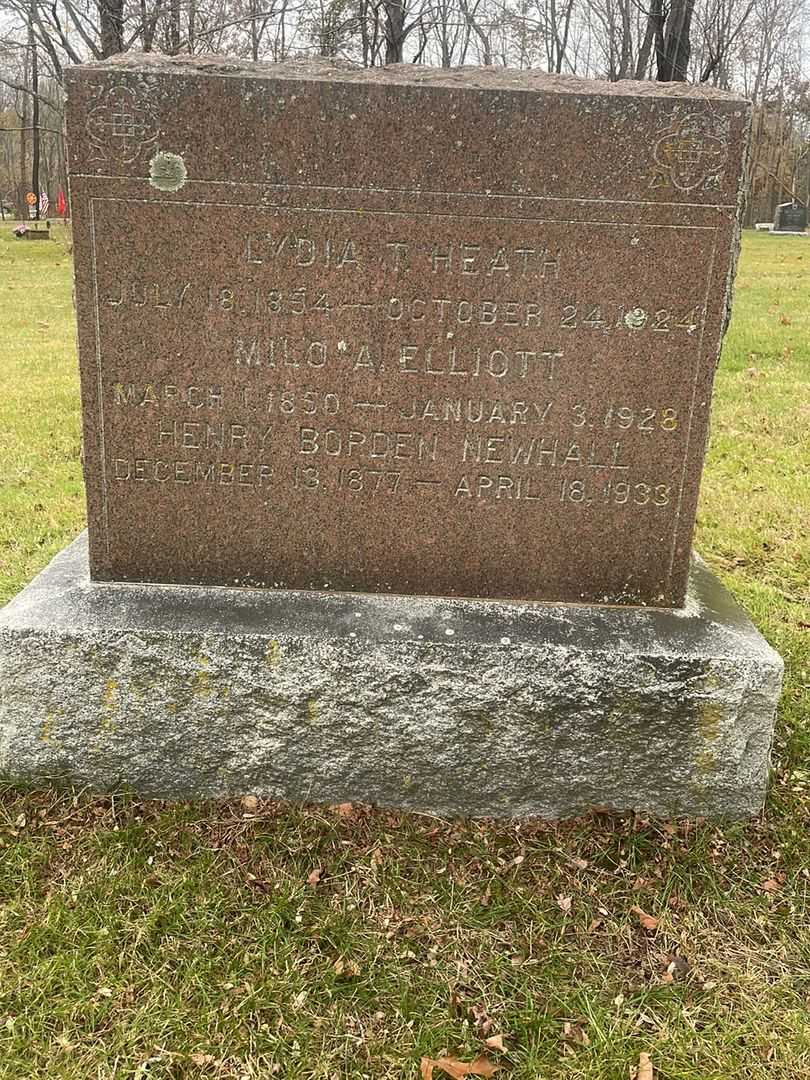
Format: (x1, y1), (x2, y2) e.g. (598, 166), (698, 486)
(0, 75), (60, 111)
(61, 0), (102, 59)
(190, 6), (296, 44)
(0, 124), (63, 135)
(45, 0), (84, 66)
(699, 0), (758, 83)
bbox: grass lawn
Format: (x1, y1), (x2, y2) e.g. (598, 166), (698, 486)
(0, 226), (808, 1079)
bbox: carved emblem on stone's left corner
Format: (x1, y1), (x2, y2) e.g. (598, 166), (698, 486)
(650, 112), (729, 193)
(85, 84), (159, 165)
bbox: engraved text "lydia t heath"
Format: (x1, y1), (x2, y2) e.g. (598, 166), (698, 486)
(243, 234), (562, 279)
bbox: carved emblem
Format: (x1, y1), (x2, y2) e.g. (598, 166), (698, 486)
(650, 113), (728, 193)
(86, 84), (159, 165)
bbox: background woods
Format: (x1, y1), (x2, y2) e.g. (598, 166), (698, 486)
(1, 0), (808, 221)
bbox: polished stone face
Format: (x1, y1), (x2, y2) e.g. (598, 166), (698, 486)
(65, 54), (750, 606)
(773, 201), (807, 231)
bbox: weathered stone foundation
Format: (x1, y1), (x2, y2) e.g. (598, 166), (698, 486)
(0, 534), (782, 819)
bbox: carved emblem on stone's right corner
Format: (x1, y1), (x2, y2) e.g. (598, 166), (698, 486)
(650, 113), (729, 193)
(86, 83), (159, 165)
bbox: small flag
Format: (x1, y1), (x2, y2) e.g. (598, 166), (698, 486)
(39, 191), (49, 216)
(56, 190), (67, 217)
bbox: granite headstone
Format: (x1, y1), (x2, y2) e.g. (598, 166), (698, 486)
(0, 56), (783, 819)
(773, 201), (807, 233)
(64, 55), (750, 607)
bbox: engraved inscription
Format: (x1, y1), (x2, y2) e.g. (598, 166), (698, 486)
(98, 210), (706, 517)
(88, 195), (719, 602)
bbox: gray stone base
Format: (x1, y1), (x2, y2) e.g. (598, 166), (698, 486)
(754, 223), (808, 236)
(0, 534), (783, 819)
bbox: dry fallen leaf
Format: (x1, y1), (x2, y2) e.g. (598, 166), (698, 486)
(333, 956), (360, 977)
(307, 867), (323, 887)
(637, 1051), (654, 1080)
(760, 877), (782, 894)
(332, 801), (355, 818)
(556, 894), (573, 913)
(421, 1055), (500, 1079)
(189, 1052), (216, 1066)
(631, 905), (659, 931)
(562, 1021), (590, 1046)
(484, 1034), (505, 1051)
(666, 954), (691, 981)
(240, 795), (258, 813)
(471, 1002), (493, 1037)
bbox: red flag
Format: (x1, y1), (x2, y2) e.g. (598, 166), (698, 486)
(56, 189), (67, 218)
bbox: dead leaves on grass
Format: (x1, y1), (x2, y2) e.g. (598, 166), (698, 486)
(759, 873), (786, 894)
(450, 989), (505, 1044)
(630, 905), (659, 931)
(561, 1020), (590, 1047)
(636, 1051), (654, 1080)
(332, 956), (360, 978)
(662, 953), (691, 984)
(306, 866), (323, 887)
(420, 1054), (500, 1079)
(440, 993), (506, 1076)
(189, 1052), (217, 1067)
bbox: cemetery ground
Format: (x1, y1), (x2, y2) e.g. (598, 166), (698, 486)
(0, 226), (807, 1080)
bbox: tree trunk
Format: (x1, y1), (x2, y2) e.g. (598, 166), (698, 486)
(98, 0), (125, 57)
(657, 0), (695, 81)
(635, 11), (656, 79)
(384, 0), (406, 63)
(140, 0), (160, 52)
(617, 0), (633, 79)
(30, 7), (40, 221)
(18, 114), (27, 222)
(168, 0), (182, 54)
(460, 0), (491, 65)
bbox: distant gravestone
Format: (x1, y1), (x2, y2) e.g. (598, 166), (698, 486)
(62, 56), (749, 608)
(773, 201), (807, 233)
(0, 56), (783, 820)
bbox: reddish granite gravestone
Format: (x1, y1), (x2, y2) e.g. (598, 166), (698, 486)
(0, 56), (783, 820)
(65, 55), (750, 606)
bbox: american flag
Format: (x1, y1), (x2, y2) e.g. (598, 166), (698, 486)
(39, 191), (49, 216)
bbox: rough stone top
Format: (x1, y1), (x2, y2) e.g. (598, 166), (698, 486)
(0, 535), (783, 669)
(68, 51), (748, 105)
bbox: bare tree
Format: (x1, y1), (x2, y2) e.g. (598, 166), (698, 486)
(99, 0), (125, 55)
(0, 0), (808, 226)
